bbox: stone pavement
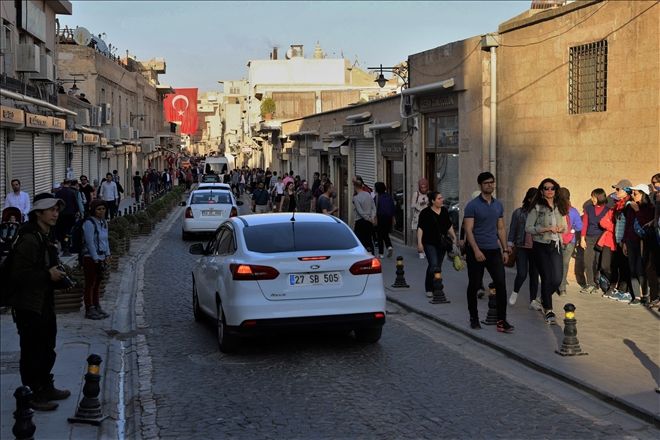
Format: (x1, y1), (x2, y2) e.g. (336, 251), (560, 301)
(380, 241), (660, 426)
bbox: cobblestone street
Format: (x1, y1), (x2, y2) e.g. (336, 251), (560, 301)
(136, 213), (650, 439)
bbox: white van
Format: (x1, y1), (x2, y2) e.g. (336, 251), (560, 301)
(203, 155), (234, 175)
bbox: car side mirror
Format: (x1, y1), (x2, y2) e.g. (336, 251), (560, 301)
(189, 243), (205, 255)
(236, 200), (244, 206)
(179, 201), (187, 206)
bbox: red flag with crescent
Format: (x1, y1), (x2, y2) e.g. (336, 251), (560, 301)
(163, 88), (198, 135)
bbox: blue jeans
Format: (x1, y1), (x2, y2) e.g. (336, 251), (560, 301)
(423, 243), (446, 292)
(513, 247), (539, 302)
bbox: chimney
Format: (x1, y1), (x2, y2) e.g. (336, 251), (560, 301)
(273, 47), (278, 60)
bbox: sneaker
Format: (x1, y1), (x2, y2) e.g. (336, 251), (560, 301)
(604, 289), (619, 300)
(42, 385), (71, 401)
(558, 290), (567, 297)
(544, 311), (556, 325)
(508, 291), (518, 306)
(470, 318), (482, 329)
(629, 298), (641, 306)
(378, 254), (384, 259)
(529, 299), (543, 311)
(496, 320), (514, 333)
(425, 291), (433, 298)
(580, 285), (595, 294)
(477, 289), (486, 299)
(94, 305), (110, 318)
(387, 247), (393, 257)
(85, 308), (103, 320)
(29, 392), (59, 411)
(616, 292), (633, 303)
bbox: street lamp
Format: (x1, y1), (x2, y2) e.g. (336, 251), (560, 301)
(368, 63), (408, 88)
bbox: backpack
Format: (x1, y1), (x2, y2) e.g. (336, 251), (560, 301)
(69, 217), (99, 256)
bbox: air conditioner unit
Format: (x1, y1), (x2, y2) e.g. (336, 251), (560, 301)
(100, 103), (112, 124)
(109, 126), (121, 141)
(16, 43), (40, 72)
(29, 53), (54, 81)
(120, 126), (132, 139)
(76, 109), (90, 126)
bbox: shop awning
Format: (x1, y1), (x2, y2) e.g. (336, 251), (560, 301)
(288, 130), (319, 138)
(328, 138), (349, 149)
(402, 78), (455, 96)
(368, 121), (401, 131)
(345, 111), (371, 122)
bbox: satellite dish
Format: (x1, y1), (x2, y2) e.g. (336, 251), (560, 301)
(94, 36), (110, 56)
(73, 27), (92, 46)
(285, 47), (293, 60)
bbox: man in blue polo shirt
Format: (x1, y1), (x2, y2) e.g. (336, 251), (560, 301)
(463, 172), (514, 333)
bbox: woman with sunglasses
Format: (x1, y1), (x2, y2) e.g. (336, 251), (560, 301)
(525, 178), (568, 324)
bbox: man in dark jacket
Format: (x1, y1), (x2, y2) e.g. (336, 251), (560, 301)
(10, 193), (71, 411)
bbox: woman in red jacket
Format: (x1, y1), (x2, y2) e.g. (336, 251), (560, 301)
(597, 184), (631, 300)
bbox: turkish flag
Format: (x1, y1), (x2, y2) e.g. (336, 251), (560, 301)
(163, 88), (198, 135)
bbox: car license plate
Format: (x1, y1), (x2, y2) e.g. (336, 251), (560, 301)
(289, 272), (342, 287)
(202, 210), (222, 216)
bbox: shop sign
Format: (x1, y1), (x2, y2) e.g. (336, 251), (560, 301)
(83, 134), (99, 144)
(342, 124), (366, 138)
(100, 137), (108, 146)
(25, 113), (50, 130)
(63, 130), (78, 142)
(1, 106), (25, 125)
(418, 94), (456, 112)
(50, 117), (66, 131)
(115, 146), (126, 155)
(381, 144), (403, 156)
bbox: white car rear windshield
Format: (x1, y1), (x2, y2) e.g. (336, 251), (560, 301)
(244, 222), (358, 253)
(191, 193), (232, 205)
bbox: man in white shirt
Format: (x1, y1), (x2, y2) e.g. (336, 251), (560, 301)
(4, 179), (31, 222)
(99, 173), (119, 219)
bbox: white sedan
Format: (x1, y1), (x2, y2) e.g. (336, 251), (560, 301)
(188, 213), (386, 352)
(181, 189), (243, 240)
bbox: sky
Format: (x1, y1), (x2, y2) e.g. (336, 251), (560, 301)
(59, 1), (531, 92)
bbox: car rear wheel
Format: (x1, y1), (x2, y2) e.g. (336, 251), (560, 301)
(355, 327), (382, 343)
(216, 301), (239, 353)
(192, 277), (202, 322)
(182, 230), (191, 241)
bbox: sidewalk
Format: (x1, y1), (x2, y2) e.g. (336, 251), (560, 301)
(0, 197), (182, 440)
(381, 241), (660, 426)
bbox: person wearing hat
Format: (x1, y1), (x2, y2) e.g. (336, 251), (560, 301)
(622, 183), (654, 305)
(597, 179), (633, 301)
(80, 199), (112, 319)
(8, 193), (71, 411)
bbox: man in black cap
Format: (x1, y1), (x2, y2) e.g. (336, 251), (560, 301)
(8, 193), (71, 411)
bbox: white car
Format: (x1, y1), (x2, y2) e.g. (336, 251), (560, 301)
(181, 189), (243, 240)
(196, 183), (232, 191)
(188, 213), (386, 352)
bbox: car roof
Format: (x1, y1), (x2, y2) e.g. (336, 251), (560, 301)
(197, 183), (231, 188)
(191, 189), (232, 195)
(232, 213), (341, 227)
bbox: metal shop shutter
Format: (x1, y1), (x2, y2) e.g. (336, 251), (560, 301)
(88, 147), (99, 183)
(53, 143), (67, 186)
(0, 130), (6, 201)
(82, 146), (91, 179)
(33, 133), (53, 195)
(353, 138), (376, 189)
(9, 132), (35, 199)
(71, 145), (83, 179)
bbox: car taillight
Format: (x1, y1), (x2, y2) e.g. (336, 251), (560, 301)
(230, 207), (238, 217)
(349, 258), (382, 275)
(230, 264), (280, 280)
(185, 207), (194, 218)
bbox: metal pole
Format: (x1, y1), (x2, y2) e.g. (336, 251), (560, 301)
(489, 46), (497, 178)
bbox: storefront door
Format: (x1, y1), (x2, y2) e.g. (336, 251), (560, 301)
(386, 158), (405, 239)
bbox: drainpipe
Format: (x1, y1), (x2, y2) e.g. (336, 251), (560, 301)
(481, 34), (499, 177)
(490, 45), (497, 176)
(1, 89), (78, 116)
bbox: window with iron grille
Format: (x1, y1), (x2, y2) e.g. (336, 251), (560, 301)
(569, 40), (607, 114)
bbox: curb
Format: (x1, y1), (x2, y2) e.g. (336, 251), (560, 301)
(385, 292), (660, 428)
(100, 200), (184, 439)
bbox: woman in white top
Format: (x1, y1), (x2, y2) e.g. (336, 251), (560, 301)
(410, 178), (429, 233)
(525, 178), (568, 325)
